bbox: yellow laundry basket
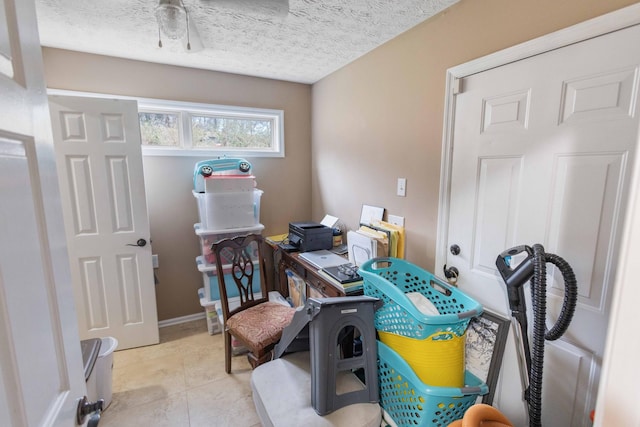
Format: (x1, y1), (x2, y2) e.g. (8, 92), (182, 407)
(378, 330), (465, 387)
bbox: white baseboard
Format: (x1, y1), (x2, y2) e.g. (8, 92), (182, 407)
(158, 312), (205, 328)
(159, 289), (280, 329)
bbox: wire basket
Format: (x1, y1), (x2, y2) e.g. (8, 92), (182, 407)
(378, 340), (488, 427)
(359, 257), (482, 338)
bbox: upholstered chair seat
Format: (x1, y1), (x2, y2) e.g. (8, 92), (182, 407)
(226, 302), (295, 356)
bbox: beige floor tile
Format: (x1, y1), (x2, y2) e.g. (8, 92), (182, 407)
(187, 375), (260, 427)
(111, 352), (187, 411)
(183, 345), (226, 389)
(114, 319), (213, 370)
(102, 319), (385, 426)
(100, 391), (190, 427)
(102, 319), (260, 427)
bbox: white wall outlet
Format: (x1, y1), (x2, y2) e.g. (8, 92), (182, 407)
(152, 254), (159, 269)
(397, 178), (407, 197)
(388, 214), (405, 227)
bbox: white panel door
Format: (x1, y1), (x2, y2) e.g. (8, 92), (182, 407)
(48, 95), (159, 350)
(444, 25), (640, 426)
(0, 0), (87, 425)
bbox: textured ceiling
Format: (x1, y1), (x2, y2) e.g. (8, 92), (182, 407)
(35, 0), (459, 84)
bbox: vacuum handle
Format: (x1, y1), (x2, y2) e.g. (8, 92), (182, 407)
(496, 245), (534, 311)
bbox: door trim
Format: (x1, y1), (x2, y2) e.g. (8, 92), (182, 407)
(436, 3), (640, 268)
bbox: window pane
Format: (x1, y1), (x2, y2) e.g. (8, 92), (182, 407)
(138, 112), (180, 146)
(191, 115), (273, 149)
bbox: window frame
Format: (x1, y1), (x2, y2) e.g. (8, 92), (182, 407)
(138, 98), (285, 158)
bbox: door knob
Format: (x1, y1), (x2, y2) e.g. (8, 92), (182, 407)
(126, 238), (147, 247)
(76, 396), (103, 425)
(443, 264), (459, 285)
(450, 244), (461, 255)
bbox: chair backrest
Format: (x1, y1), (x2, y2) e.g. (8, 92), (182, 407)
(212, 233), (269, 322)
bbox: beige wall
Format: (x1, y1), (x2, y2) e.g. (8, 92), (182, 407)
(311, 0), (639, 271)
(41, 0), (637, 321)
(42, 49), (312, 320)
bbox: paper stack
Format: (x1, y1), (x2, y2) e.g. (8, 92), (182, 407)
(347, 221), (405, 266)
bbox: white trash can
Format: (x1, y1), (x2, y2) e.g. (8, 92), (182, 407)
(95, 337), (118, 410)
(80, 338), (102, 403)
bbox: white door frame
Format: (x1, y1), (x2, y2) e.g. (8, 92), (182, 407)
(436, 3), (640, 265)
(595, 123), (640, 425)
(1, 0), (87, 425)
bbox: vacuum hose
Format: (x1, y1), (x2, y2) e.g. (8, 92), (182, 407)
(496, 244), (578, 427)
(528, 244), (577, 427)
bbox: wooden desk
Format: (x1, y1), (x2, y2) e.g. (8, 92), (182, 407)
(278, 250), (344, 297)
(271, 247), (364, 359)
(275, 249), (362, 298)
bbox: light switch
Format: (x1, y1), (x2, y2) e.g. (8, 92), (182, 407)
(397, 178), (407, 197)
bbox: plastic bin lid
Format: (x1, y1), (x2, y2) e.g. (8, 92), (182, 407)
(80, 338), (102, 381)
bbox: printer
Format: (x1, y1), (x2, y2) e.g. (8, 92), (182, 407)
(288, 222), (333, 252)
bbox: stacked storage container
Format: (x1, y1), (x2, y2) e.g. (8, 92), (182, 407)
(359, 257), (488, 427)
(192, 159), (264, 339)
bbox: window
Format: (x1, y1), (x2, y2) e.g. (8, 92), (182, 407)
(138, 99), (284, 157)
(139, 112), (180, 147)
(191, 114), (272, 149)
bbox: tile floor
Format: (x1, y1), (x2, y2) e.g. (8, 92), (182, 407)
(101, 319), (261, 427)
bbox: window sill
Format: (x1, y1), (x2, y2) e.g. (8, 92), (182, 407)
(141, 146), (284, 158)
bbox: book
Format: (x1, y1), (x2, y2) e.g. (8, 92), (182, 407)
(265, 233), (288, 245)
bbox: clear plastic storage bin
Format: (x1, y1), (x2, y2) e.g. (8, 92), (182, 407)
(194, 223), (264, 266)
(196, 256), (263, 301)
(193, 189), (262, 230)
(204, 175), (256, 193)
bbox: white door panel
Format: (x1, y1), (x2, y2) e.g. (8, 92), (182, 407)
(542, 340), (597, 426)
(49, 96), (159, 350)
(443, 24), (640, 426)
(0, 0), (86, 425)
(1, 137), (78, 426)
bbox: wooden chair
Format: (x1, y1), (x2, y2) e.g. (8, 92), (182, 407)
(212, 233), (296, 373)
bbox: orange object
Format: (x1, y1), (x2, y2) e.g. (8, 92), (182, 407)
(447, 404), (514, 427)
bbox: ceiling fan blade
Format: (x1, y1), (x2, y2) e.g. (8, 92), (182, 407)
(202, 0), (289, 17)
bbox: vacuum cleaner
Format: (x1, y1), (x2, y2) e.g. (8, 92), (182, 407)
(495, 244), (578, 427)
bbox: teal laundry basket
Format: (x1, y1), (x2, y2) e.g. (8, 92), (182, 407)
(359, 257), (482, 338)
(377, 341), (488, 427)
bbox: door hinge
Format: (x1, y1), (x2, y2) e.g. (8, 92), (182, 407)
(452, 77), (463, 95)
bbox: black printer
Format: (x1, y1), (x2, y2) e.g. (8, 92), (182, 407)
(287, 222), (333, 252)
